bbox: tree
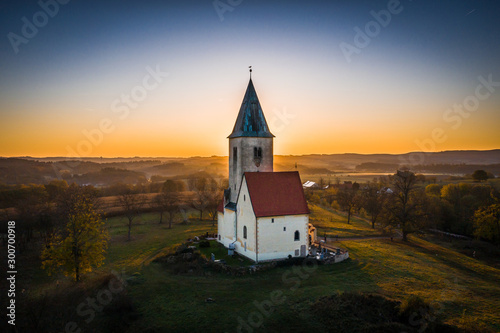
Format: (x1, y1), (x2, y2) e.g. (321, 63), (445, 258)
(324, 187), (338, 206)
(41, 190), (108, 282)
(385, 170), (425, 241)
(206, 179), (224, 225)
(117, 186), (145, 241)
(360, 183), (385, 229)
(44, 179), (69, 202)
(474, 204), (500, 245)
(154, 180), (180, 228)
(440, 183), (494, 236)
(189, 175), (223, 223)
(472, 170), (488, 182)
(337, 184), (359, 224)
(425, 184), (442, 197)
(13, 185), (49, 251)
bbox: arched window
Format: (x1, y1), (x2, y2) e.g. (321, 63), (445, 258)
(243, 226), (247, 239)
(294, 230), (300, 241)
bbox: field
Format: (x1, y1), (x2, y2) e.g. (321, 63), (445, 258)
(12, 209), (500, 332)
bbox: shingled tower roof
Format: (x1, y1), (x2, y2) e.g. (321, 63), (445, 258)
(228, 79), (275, 138)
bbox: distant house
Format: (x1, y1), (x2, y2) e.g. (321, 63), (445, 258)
(217, 74), (314, 262)
(303, 180), (319, 189)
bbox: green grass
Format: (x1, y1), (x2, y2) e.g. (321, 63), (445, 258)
(104, 212), (217, 271)
(121, 235), (500, 331)
(309, 204), (386, 238)
(23, 209), (500, 332)
(197, 240), (254, 266)
(336, 237), (500, 328)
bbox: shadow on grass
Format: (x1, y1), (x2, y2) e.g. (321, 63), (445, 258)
(402, 238), (500, 285)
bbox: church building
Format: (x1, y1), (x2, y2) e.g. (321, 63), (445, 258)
(217, 73), (312, 262)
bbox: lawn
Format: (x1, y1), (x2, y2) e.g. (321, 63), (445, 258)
(309, 204), (386, 238)
(336, 237), (500, 328)
(122, 234), (500, 331)
(19, 210), (500, 332)
(197, 240), (254, 266)
(104, 212), (218, 271)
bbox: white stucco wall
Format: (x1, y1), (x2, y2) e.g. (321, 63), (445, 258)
(218, 209), (236, 248)
(218, 176), (310, 263)
(233, 177), (257, 261)
(257, 214), (309, 262)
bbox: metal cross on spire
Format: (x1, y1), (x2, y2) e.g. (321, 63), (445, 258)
(249, 66), (252, 79)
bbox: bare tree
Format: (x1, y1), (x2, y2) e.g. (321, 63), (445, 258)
(192, 177), (209, 220)
(190, 176), (224, 223)
(360, 183), (385, 229)
(117, 187), (144, 241)
(384, 170), (425, 241)
(206, 178), (224, 225)
(154, 180), (180, 229)
(337, 183), (359, 224)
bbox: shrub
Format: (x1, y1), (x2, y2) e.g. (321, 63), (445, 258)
(199, 240), (211, 248)
(398, 295), (435, 331)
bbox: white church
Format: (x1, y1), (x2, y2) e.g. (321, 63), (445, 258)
(217, 73), (315, 263)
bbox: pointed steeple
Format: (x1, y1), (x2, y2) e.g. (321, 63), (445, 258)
(228, 78), (275, 138)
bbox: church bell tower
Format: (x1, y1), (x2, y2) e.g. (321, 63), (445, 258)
(227, 71), (274, 203)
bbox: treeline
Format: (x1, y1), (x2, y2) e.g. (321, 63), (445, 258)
(354, 162), (500, 175)
(411, 163), (500, 176)
(0, 174), (227, 255)
(307, 171), (500, 245)
(355, 162), (399, 172)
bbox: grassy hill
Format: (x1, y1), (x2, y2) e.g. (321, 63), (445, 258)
(8, 209), (500, 332)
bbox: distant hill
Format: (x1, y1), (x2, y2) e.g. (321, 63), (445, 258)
(1, 150), (499, 184)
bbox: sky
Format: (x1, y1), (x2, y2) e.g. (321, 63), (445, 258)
(0, 0), (499, 158)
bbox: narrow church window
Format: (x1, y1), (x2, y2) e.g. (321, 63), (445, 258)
(294, 230), (300, 241)
(244, 195), (245, 201)
(243, 226), (247, 239)
(233, 147), (237, 163)
(254, 147), (263, 158)
(272, 218), (274, 223)
(283, 227), (286, 231)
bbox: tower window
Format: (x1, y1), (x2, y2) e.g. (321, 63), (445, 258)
(233, 147), (237, 164)
(254, 147), (262, 158)
(243, 226), (247, 239)
(294, 231), (300, 241)
(271, 218), (274, 223)
(283, 227), (286, 231)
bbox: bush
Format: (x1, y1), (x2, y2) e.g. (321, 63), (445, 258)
(398, 295), (435, 331)
(199, 240), (211, 248)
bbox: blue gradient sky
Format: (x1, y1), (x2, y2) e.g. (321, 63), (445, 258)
(1, 0), (499, 157)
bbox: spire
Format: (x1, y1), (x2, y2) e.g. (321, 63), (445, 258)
(228, 75), (275, 139)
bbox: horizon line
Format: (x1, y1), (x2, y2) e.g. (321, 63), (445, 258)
(2, 148), (499, 160)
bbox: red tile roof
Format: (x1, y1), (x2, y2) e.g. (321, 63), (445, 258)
(243, 171), (309, 217)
